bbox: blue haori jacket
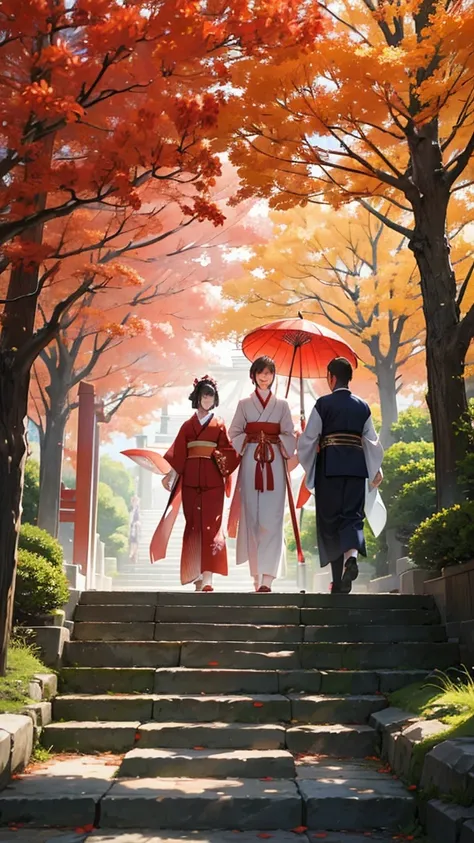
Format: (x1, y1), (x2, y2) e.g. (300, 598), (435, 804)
(297, 388), (384, 492)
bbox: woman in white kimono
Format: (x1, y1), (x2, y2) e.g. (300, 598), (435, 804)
(228, 356), (297, 592)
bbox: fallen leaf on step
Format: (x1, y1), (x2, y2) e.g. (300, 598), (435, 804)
(260, 776), (273, 781)
(253, 702), (264, 707)
(313, 834), (327, 839)
(257, 834), (273, 839)
(292, 826), (308, 834)
(208, 661), (219, 666)
(193, 746), (205, 751)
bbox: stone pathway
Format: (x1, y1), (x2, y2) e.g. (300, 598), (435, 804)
(0, 591), (453, 837)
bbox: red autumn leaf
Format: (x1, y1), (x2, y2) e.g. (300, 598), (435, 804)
(257, 834), (273, 839)
(83, 825), (95, 832)
(208, 661), (219, 667)
(292, 826), (308, 834)
(313, 835), (327, 839)
(260, 776), (273, 781)
(408, 784), (417, 791)
(253, 702), (264, 707)
(193, 746), (206, 751)
(135, 732), (141, 740)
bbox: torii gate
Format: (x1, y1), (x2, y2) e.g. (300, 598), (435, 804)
(59, 382), (106, 583)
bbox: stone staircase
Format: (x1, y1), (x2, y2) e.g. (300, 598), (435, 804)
(0, 591), (458, 839)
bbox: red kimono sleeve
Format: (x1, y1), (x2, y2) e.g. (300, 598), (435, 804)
(164, 423), (188, 475)
(214, 424), (241, 495)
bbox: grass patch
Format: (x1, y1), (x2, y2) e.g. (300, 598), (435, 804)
(0, 638), (49, 714)
(390, 667), (474, 783)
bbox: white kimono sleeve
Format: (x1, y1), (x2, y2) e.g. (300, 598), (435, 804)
(279, 401), (297, 459)
(228, 401), (248, 455)
(297, 407), (323, 493)
(362, 415), (384, 483)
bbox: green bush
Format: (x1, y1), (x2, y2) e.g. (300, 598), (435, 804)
(99, 455), (135, 507)
(14, 550), (70, 623)
(459, 452), (474, 501)
(391, 408), (433, 443)
(22, 459), (40, 525)
(383, 441), (434, 502)
(107, 531), (129, 558)
(409, 501), (474, 572)
(390, 473), (437, 543)
(98, 482), (129, 557)
(19, 523), (64, 569)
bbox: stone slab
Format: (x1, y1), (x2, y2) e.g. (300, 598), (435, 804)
(29, 626), (70, 668)
(369, 707), (415, 733)
(0, 714), (33, 772)
(73, 622), (156, 641)
(75, 604), (156, 622)
(301, 593), (435, 609)
(42, 721), (139, 753)
(79, 592), (159, 605)
(137, 722), (286, 750)
(300, 607), (439, 625)
(319, 670), (379, 695)
(0, 729), (11, 786)
(461, 819), (474, 843)
(180, 641), (300, 670)
(152, 694), (291, 724)
(23, 701), (52, 728)
(84, 834), (396, 843)
(0, 833), (86, 843)
(304, 624), (446, 643)
(393, 719), (450, 779)
(289, 694), (387, 724)
(155, 623), (304, 643)
(33, 673), (58, 700)
(377, 670), (430, 693)
(60, 667), (156, 694)
(426, 799), (474, 843)
(53, 694), (155, 722)
(155, 593), (304, 607)
(286, 724), (378, 757)
(118, 748), (295, 779)
(299, 774), (414, 830)
(299, 641), (458, 670)
(277, 670), (322, 694)
(155, 606), (301, 625)
(421, 738), (474, 799)
(154, 668), (279, 695)
(100, 777), (302, 829)
(64, 641), (180, 668)
(0, 756), (117, 827)
(296, 759), (382, 780)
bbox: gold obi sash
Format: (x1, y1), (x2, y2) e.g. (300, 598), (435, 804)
(320, 433), (363, 450)
(187, 440), (216, 459)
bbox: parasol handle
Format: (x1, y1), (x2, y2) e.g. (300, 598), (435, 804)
(285, 344), (299, 399)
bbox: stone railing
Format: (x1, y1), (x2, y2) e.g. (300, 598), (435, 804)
(0, 673), (57, 786)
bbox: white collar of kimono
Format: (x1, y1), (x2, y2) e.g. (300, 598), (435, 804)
(257, 388), (271, 397)
(333, 387), (351, 392)
(196, 411), (214, 425)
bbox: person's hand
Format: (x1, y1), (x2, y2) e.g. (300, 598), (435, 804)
(370, 470), (383, 490)
(162, 472), (174, 491)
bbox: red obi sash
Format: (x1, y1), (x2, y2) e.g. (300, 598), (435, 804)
(245, 422), (280, 492)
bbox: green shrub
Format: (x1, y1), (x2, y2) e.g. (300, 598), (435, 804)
(14, 550), (70, 623)
(19, 523), (64, 569)
(107, 531), (129, 558)
(99, 455), (135, 507)
(98, 482), (129, 557)
(409, 501), (474, 572)
(459, 452), (474, 501)
(383, 441), (434, 502)
(22, 459), (40, 525)
(391, 407), (433, 443)
(390, 473), (437, 543)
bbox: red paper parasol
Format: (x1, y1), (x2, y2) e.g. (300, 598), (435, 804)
(121, 448), (171, 475)
(242, 314), (358, 426)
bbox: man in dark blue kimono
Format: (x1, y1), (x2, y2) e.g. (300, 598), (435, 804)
(298, 357), (383, 593)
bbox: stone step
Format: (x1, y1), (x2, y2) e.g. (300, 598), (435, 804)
(118, 747), (295, 779)
(137, 722), (287, 750)
(288, 694), (387, 724)
(72, 622), (306, 643)
(303, 624), (446, 643)
(79, 591), (435, 609)
(74, 604), (302, 624)
(296, 760), (415, 831)
(99, 777), (303, 829)
(41, 719), (378, 757)
(301, 607), (440, 625)
(53, 694), (293, 723)
(64, 638), (457, 669)
(52, 833), (403, 843)
(58, 665), (429, 696)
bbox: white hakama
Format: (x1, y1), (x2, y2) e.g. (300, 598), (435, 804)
(228, 392), (296, 580)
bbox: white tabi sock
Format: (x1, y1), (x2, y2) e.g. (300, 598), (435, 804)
(202, 571), (213, 587)
(262, 574), (274, 588)
(344, 550), (358, 564)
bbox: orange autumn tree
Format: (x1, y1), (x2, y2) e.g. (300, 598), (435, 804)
(223, 0), (474, 507)
(0, 0), (322, 673)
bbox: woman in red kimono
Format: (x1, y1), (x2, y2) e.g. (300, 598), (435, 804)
(153, 376), (240, 592)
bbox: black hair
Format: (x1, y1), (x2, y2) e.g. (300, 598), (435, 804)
(188, 378), (219, 409)
(249, 355), (276, 385)
(327, 357), (353, 385)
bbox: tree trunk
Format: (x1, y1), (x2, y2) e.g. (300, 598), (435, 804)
(37, 402), (68, 537)
(375, 358), (398, 449)
(0, 355), (30, 674)
(408, 127), (472, 508)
